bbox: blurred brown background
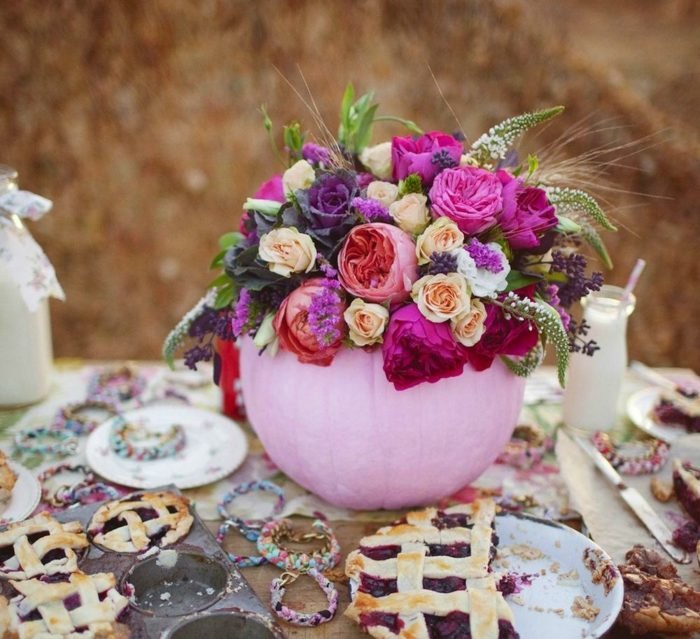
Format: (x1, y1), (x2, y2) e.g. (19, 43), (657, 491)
(1, 0), (698, 367)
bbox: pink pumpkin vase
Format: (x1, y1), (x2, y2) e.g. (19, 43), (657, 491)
(239, 339), (526, 510)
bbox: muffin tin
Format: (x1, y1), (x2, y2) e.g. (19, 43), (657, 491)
(0, 486), (286, 639)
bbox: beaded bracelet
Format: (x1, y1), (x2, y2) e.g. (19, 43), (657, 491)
(496, 424), (553, 470)
(109, 417), (186, 461)
(592, 431), (670, 475)
(38, 464), (95, 506)
(14, 428), (78, 458)
(217, 480), (286, 540)
(87, 365), (147, 405)
(216, 520), (267, 568)
(256, 518), (341, 574)
(62, 482), (121, 506)
(51, 401), (117, 436)
(270, 568), (338, 626)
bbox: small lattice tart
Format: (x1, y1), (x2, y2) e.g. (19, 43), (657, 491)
(0, 513), (88, 580)
(7, 570), (130, 639)
(87, 491), (193, 553)
(0, 451), (17, 504)
(345, 499), (519, 639)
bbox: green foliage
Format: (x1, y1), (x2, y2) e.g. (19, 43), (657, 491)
(501, 342), (544, 378)
(505, 270), (541, 292)
(497, 293), (570, 387)
(337, 84), (379, 155)
(398, 174), (424, 197)
(374, 115), (423, 135)
(546, 187), (617, 232)
(162, 289), (218, 368)
(470, 106), (565, 165)
(578, 219), (614, 269)
(283, 121), (304, 157)
(527, 153), (539, 179)
(555, 216), (582, 234)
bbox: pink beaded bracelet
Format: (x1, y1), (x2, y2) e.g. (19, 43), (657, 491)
(592, 431), (670, 475)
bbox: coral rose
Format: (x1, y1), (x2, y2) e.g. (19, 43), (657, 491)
(343, 298), (389, 346)
(338, 223), (418, 304)
(273, 278), (346, 366)
(382, 303), (469, 390)
(411, 273), (471, 323)
(258, 227), (317, 277)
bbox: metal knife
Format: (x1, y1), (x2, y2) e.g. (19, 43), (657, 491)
(573, 434), (691, 564)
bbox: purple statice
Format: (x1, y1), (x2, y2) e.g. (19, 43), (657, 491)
(544, 284), (571, 331)
(231, 289), (252, 338)
(431, 148), (459, 170)
(426, 251), (459, 275)
(466, 238), (504, 274)
(183, 306), (236, 371)
(307, 276), (343, 348)
(568, 318), (600, 357)
(302, 142), (331, 166)
(351, 197), (392, 223)
(550, 251), (604, 308)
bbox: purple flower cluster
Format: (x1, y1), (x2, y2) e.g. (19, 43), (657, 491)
(302, 143), (331, 166)
(351, 197), (392, 223)
(466, 239), (504, 274)
(567, 318), (600, 357)
(426, 251), (459, 275)
(550, 251), (604, 308)
(544, 284), (571, 331)
(231, 289), (252, 338)
(184, 307), (236, 370)
(307, 277), (344, 348)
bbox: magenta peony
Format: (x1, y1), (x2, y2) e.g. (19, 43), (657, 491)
(391, 131), (463, 185)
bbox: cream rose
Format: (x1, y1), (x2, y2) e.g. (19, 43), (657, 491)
(415, 217), (465, 265)
(282, 159), (315, 196)
(258, 227), (317, 277)
(411, 273), (471, 323)
(359, 142), (393, 180)
(343, 298), (389, 346)
(389, 193), (430, 235)
(451, 299), (487, 346)
(366, 181), (399, 208)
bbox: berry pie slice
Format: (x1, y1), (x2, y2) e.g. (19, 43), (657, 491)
(672, 459), (700, 523)
(7, 570), (130, 638)
(345, 499), (519, 638)
(0, 513), (88, 580)
(88, 491), (193, 553)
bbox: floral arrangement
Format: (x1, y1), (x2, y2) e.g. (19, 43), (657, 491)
(165, 86), (616, 390)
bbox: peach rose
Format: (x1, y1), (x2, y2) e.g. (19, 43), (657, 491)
(411, 273), (471, 322)
(389, 193), (430, 235)
(366, 181), (399, 208)
(258, 227), (317, 277)
(415, 217), (465, 265)
(338, 223), (418, 304)
(451, 299), (487, 346)
(343, 298), (389, 346)
(273, 278), (347, 365)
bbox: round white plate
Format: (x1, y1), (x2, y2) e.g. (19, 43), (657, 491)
(1, 461), (41, 523)
(85, 405), (248, 489)
(349, 512), (623, 639)
(494, 513), (623, 639)
(627, 386), (687, 443)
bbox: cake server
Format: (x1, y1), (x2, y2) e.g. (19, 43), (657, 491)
(573, 434), (691, 564)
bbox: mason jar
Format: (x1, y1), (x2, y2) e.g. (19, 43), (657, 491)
(0, 165), (54, 406)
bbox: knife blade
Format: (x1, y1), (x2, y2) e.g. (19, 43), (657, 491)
(573, 433), (691, 564)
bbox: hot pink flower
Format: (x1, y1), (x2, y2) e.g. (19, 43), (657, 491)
(239, 175), (285, 236)
(391, 131), (463, 185)
(382, 303), (469, 390)
(338, 223), (418, 304)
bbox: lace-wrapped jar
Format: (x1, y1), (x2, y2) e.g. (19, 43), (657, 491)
(0, 165), (63, 407)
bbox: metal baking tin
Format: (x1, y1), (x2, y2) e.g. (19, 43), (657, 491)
(0, 486), (286, 639)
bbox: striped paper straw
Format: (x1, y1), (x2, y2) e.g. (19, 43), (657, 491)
(619, 258), (646, 314)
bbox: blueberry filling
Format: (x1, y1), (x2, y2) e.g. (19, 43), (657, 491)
(19, 609), (42, 623)
(135, 508), (158, 522)
(423, 576), (466, 593)
(360, 545), (401, 560)
(27, 531), (50, 545)
(427, 543), (470, 558)
(42, 549), (67, 564)
(431, 512), (472, 529)
(102, 518), (124, 535)
(0, 545), (15, 564)
(166, 505), (179, 514)
(64, 593), (81, 611)
(149, 525), (171, 545)
(673, 465), (700, 523)
(425, 611), (472, 638)
(359, 612), (403, 633)
(40, 573), (71, 584)
(359, 573), (398, 597)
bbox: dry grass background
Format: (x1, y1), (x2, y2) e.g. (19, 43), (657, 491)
(1, 0), (698, 367)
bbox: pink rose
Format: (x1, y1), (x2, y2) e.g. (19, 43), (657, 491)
(465, 286), (540, 371)
(338, 223), (418, 304)
(240, 175), (285, 236)
(273, 279), (346, 366)
(391, 131), (463, 185)
(382, 303), (469, 390)
(496, 171), (557, 249)
(429, 166), (502, 235)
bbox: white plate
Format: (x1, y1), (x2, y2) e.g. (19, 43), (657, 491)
(85, 405), (248, 489)
(349, 512), (623, 639)
(0, 461), (41, 523)
(627, 386), (687, 443)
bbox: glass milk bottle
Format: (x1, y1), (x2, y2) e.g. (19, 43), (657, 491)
(562, 285), (636, 432)
(0, 166), (54, 406)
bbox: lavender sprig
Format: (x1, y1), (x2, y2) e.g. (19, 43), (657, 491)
(550, 251), (603, 308)
(466, 238), (503, 274)
(351, 197), (392, 223)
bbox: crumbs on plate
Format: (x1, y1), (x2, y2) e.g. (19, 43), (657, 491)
(571, 595), (599, 621)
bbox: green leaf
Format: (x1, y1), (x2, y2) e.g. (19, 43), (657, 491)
(260, 105), (273, 132)
(283, 121), (304, 156)
(354, 103), (379, 152)
(373, 115), (423, 135)
(527, 153), (539, 178)
(505, 270), (541, 291)
(470, 106), (565, 165)
(579, 219), (614, 269)
(213, 284), (235, 310)
(208, 273), (232, 289)
(555, 216), (581, 234)
(338, 83), (355, 143)
(210, 249), (226, 269)
(501, 342), (544, 378)
(546, 187), (617, 232)
(243, 198), (283, 215)
(218, 231), (244, 250)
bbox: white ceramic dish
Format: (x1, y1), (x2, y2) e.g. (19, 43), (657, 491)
(349, 512), (624, 639)
(627, 386), (687, 443)
(0, 461), (41, 523)
(85, 405), (248, 489)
